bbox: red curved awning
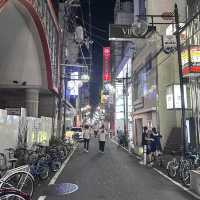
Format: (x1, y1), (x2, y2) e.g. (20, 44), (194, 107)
(0, 0), (60, 94)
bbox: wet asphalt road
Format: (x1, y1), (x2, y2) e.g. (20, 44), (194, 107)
(34, 138), (197, 200)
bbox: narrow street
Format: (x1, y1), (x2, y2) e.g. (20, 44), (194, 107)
(35, 138), (196, 200)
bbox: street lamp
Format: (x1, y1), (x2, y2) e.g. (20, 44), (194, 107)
(81, 74), (90, 83)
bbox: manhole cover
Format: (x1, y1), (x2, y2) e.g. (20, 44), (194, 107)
(44, 183), (79, 196)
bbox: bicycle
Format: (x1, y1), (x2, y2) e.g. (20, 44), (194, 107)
(0, 180), (31, 200)
(181, 152), (200, 187)
(0, 149), (34, 198)
(47, 147), (62, 172)
(28, 150), (50, 181)
(166, 153), (191, 182)
(0, 165), (34, 198)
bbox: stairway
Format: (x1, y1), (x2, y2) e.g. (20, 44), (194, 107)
(163, 127), (183, 155)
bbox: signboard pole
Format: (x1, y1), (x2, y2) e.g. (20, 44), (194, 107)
(174, 4), (186, 156)
(123, 76), (126, 140)
(63, 77), (67, 139)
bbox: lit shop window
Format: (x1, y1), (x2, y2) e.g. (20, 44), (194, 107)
(166, 84), (188, 109)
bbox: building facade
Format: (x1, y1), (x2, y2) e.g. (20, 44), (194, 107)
(111, 0), (134, 140)
(0, 0), (61, 122)
(131, 0), (189, 153)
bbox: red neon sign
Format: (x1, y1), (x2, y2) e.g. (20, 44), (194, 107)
(103, 47), (111, 81)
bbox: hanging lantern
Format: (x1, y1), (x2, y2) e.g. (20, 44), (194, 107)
(74, 25), (84, 43)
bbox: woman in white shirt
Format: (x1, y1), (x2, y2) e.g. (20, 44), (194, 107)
(99, 125), (106, 153)
(83, 124), (91, 152)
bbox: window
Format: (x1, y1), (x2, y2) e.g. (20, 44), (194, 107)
(134, 60), (156, 99)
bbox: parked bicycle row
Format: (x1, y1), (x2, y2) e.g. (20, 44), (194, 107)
(139, 126), (200, 188)
(139, 145), (200, 188)
(166, 151), (200, 187)
(0, 136), (77, 200)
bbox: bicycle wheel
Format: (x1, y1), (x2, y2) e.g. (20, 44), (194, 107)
(181, 164), (191, 187)
(0, 192), (29, 200)
(39, 166), (49, 180)
(167, 160), (178, 178)
(1, 172), (34, 197)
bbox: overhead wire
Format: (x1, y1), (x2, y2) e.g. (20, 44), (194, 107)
(84, 21), (108, 33)
(79, 0), (87, 36)
(79, 44), (88, 73)
(85, 29), (108, 41)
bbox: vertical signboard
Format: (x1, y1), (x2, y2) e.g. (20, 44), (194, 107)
(103, 47), (111, 81)
(181, 46), (200, 76)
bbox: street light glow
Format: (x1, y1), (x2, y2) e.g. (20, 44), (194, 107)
(81, 74), (90, 82)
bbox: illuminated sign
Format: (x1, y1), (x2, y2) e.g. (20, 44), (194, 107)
(166, 84), (188, 109)
(103, 47), (111, 81)
(109, 24), (156, 41)
(67, 72), (79, 96)
(163, 35), (176, 54)
(181, 46), (200, 76)
(166, 86), (173, 109)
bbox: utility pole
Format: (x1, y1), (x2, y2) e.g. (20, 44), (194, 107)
(174, 4), (186, 156)
(125, 70), (129, 142)
(123, 77), (126, 139)
(88, 0), (92, 107)
(63, 77), (67, 138)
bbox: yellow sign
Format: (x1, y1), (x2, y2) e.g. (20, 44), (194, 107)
(38, 131), (48, 144)
(181, 47), (200, 68)
(64, 130), (74, 139)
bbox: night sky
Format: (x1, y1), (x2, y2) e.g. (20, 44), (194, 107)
(80, 0), (115, 108)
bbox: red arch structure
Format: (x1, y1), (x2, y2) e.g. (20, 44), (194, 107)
(0, 0), (60, 94)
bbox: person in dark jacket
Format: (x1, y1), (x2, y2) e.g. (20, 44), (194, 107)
(151, 127), (162, 155)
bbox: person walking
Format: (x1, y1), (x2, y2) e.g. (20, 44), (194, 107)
(83, 124), (91, 152)
(117, 128), (123, 146)
(98, 125), (106, 153)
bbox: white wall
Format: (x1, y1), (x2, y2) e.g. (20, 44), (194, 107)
(0, 1), (47, 89)
(0, 110), (19, 153)
(0, 108), (53, 152)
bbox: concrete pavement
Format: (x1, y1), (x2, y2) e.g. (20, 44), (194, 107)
(35, 138), (198, 200)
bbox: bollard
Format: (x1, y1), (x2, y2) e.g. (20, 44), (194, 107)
(143, 145), (147, 165)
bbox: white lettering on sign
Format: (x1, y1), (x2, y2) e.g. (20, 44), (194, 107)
(122, 27), (137, 36)
(163, 35), (177, 54)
